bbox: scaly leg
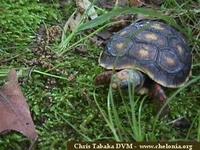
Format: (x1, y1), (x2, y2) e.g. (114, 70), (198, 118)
(95, 71), (113, 86)
(149, 83), (170, 116)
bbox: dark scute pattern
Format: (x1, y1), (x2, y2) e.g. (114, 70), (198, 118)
(135, 30), (167, 47)
(106, 35), (133, 57)
(117, 24), (138, 39)
(100, 20), (192, 87)
(168, 37), (191, 63)
(157, 50), (183, 73)
(128, 42), (158, 62)
(100, 51), (135, 69)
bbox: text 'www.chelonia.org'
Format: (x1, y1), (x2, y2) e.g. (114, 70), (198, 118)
(138, 143), (192, 150)
(67, 142), (198, 150)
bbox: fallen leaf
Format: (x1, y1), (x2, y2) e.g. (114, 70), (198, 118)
(97, 31), (113, 40)
(87, 30), (113, 47)
(88, 35), (105, 47)
(129, 0), (145, 7)
(62, 11), (82, 41)
(109, 15), (134, 32)
(130, 0), (164, 7)
(67, 12), (82, 32)
(0, 69), (38, 141)
(76, 0), (98, 20)
(97, 0), (114, 9)
(115, 0), (129, 7)
(145, 0), (164, 5)
(97, 0), (129, 9)
(86, 15), (133, 47)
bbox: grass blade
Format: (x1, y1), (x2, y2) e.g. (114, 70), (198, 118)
(93, 91), (120, 141)
(197, 113), (200, 141)
(78, 7), (178, 32)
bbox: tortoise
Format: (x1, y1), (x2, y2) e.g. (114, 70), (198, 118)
(95, 20), (192, 112)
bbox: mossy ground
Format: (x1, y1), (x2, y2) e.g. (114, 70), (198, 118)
(0, 0), (200, 149)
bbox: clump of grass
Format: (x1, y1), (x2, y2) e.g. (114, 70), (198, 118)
(93, 82), (146, 141)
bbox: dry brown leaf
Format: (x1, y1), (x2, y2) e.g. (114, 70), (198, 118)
(97, 0), (129, 9)
(145, 0), (164, 5)
(88, 35), (105, 47)
(97, 0), (114, 9)
(129, 0), (145, 7)
(76, 0), (98, 19)
(62, 11), (82, 40)
(0, 69), (38, 141)
(68, 12), (82, 32)
(115, 0), (129, 7)
(97, 31), (113, 40)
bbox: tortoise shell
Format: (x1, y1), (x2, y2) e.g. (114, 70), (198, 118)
(99, 20), (192, 88)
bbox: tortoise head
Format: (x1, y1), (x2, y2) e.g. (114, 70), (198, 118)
(111, 69), (145, 90)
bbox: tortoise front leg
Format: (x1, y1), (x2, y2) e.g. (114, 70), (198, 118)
(150, 83), (167, 102)
(149, 83), (170, 116)
(95, 71), (113, 86)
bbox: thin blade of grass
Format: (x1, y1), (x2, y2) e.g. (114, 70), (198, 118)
(127, 81), (144, 141)
(78, 7), (178, 32)
(185, 113), (199, 140)
(56, 112), (92, 141)
(138, 96), (146, 141)
(32, 69), (68, 80)
(108, 86), (123, 140)
(198, 114), (200, 141)
(93, 91), (120, 141)
(118, 87), (136, 140)
(109, 86), (132, 141)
